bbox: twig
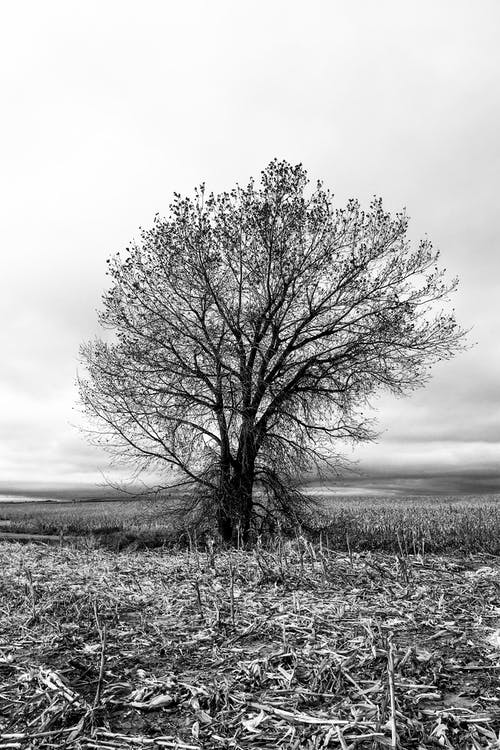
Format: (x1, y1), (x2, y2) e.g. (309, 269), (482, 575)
(346, 532), (352, 567)
(93, 600), (107, 709)
(97, 730), (200, 748)
(387, 639), (398, 749)
(24, 568), (37, 625)
(248, 702), (364, 726)
(228, 549), (235, 626)
(193, 580), (204, 620)
(336, 725), (349, 749)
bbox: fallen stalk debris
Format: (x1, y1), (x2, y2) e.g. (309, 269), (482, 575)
(0, 541), (499, 748)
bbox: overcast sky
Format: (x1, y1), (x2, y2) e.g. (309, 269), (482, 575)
(0, 1), (499, 493)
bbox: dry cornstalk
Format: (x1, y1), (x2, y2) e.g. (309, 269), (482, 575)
(335, 725), (349, 749)
(229, 553), (235, 626)
(93, 600), (107, 709)
(387, 639), (398, 749)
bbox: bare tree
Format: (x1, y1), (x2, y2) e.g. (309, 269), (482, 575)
(79, 160), (466, 543)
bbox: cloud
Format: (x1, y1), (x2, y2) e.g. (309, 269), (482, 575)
(0, 0), (499, 491)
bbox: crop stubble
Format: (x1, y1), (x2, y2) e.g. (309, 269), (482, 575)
(0, 540), (499, 749)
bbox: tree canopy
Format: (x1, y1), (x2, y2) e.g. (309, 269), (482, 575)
(79, 160), (466, 542)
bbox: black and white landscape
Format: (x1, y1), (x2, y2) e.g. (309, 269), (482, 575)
(0, 3), (499, 748)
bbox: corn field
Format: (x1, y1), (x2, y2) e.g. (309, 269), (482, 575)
(315, 494), (500, 554)
(0, 494), (499, 553)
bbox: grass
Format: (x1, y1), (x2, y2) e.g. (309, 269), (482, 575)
(0, 540), (499, 749)
(309, 494), (500, 555)
(0, 493), (499, 554)
(0, 498), (180, 547)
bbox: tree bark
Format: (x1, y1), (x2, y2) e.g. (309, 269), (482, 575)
(217, 448), (234, 543)
(215, 420), (257, 545)
(233, 422), (256, 544)
(239, 470), (254, 544)
(216, 503), (233, 543)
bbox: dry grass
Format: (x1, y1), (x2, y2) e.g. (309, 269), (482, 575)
(1, 540), (499, 749)
(0, 494), (499, 554)
(315, 494), (500, 555)
(0, 500), (180, 549)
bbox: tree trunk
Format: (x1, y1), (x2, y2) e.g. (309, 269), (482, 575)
(234, 423), (256, 545)
(239, 470), (254, 544)
(215, 419), (256, 545)
(216, 503), (233, 543)
(217, 451), (234, 543)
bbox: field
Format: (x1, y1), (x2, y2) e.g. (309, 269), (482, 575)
(1, 540), (500, 749)
(1, 493), (499, 554)
(0, 495), (499, 748)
